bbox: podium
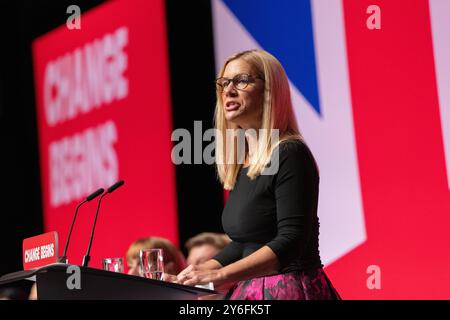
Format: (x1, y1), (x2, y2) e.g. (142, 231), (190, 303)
(0, 264), (218, 300)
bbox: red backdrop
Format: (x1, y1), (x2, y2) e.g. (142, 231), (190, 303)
(324, 0), (450, 299)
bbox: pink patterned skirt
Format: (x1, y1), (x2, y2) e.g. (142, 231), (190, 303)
(228, 268), (341, 300)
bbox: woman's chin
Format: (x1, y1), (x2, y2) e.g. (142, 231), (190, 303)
(225, 110), (242, 122)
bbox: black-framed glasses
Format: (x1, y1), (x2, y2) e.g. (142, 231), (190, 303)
(215, 73), (264, 91)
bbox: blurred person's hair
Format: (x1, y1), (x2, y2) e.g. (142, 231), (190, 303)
(126, 236), (186, 274)
(185, 232), (231, 251)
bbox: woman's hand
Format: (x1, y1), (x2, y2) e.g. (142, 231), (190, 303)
(162, 273), (178, 282)
(175, 264), (227, 287)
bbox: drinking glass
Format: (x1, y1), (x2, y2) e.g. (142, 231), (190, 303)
(139, 249), (164, 280)
(102, 257), (124, 273)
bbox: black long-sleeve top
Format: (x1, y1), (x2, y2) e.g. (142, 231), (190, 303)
(213, 139), (323, 273)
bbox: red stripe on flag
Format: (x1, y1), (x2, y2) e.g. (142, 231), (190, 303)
(325, 0), (450, 299)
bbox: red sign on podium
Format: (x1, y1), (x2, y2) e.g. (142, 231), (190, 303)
(23, 232), (59, 270)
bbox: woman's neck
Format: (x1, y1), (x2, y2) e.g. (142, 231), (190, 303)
(244, 133), (258, 168)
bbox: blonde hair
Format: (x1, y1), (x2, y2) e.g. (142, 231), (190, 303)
(185, 232), (231, 251)
(126, 236), (186, 274)
(215, 49), (302, 189)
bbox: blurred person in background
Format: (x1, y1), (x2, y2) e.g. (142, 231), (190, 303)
(126, 236), (186, 277)
(185, 232), (231, 266)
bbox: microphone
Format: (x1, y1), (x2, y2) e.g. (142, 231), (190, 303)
(58, 188), (104, 263)
(82, 180), (125, 267)
(107, 180), (125, 193)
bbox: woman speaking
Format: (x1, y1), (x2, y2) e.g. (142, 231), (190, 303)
(175, 49), (340, 300)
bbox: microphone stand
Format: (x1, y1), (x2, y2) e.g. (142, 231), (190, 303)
(82, 180), (124, 267)
(58, 188), (104, 263)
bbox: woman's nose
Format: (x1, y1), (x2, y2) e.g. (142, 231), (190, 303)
(223, 83), (238, 97)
